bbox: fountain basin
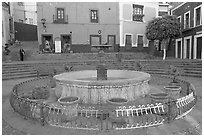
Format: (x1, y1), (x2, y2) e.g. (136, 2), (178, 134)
(54, 70), (151, 104)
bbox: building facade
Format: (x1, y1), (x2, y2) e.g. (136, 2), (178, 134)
(172, 2), (202, 59)
(37, 2), (120, 53)
(2, 2), (14, 46)
(119, 2), (159, 52)
(10, 2), (37, 25)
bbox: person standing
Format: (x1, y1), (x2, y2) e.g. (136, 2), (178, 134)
(19, 47), (25, 61)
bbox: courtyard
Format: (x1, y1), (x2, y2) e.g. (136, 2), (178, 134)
(2, 2), (202, 135)
(2, 63), (202, 135)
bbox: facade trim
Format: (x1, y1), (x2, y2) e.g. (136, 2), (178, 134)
(177, 15), (181, 23)
(124, 33), (134, 47)
(193, 34), (202, 59)
(175, 38), (182, 59)
(171, 2), (186, 13)
(194, 5), (202, 27)
(136, 34), (145, 47)
(183, 36), (192, 59)
(184, 10), (190, 29)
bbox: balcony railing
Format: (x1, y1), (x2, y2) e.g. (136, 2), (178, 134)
(53, 14), (68, 24)
(132, 14), (144, 22)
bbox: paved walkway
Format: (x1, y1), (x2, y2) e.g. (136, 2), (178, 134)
(2, 76), (202, 135)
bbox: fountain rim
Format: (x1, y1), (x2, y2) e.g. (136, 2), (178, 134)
(54, 70), (151, 86)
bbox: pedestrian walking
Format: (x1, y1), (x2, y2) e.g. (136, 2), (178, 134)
(19, 47), (25, 61)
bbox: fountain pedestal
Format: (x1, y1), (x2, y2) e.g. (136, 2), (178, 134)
(93, 45), (112, 81)
(97, 64), (107, 80)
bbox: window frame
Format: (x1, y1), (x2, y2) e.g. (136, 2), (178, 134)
(132, 4), (144, 22)
(56, 8), (65, 20)
(184, 11), (190, 29)
(194, 5), (202, 27)
(90, 9), (99, 23)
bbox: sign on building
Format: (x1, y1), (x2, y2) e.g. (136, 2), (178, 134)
(55, 37), (61, 53)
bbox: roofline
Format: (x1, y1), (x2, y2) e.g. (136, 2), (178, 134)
(171, 2), (186, 13)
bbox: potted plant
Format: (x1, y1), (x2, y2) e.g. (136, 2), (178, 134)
(58, 96), (80, 120)
(149, 92), (169, 104)
(164, 65), (182, 100)
(168, 65), (181, 86)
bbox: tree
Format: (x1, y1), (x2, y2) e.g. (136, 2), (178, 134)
(145, 15), (181, 60)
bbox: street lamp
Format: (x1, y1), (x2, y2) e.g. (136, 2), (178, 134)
(41, 18), (46, 32)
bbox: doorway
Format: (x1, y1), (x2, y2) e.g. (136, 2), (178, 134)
(41, 34), (53, 52)
(107, 35), (116, 51)
(176, 40), (182, 58)
(61, 34), (71, 53)
(196, 37), (202, 59)
(90, 35), (101, 45)
(125, 34), (132, 50)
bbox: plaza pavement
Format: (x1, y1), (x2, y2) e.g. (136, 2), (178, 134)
(2, 76), (202, 135)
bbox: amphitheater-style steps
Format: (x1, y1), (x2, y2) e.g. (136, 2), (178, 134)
(139, 60), (202, 78)
(2, 63), (37, 80)
(2, 60), (202, 80)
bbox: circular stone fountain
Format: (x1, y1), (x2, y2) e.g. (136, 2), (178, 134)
(54, 45), (151, 105)
(54, 70), (150, 104)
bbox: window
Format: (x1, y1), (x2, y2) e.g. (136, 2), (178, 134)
(132, 4), (144, 22)
(17, 2), (24, 6)
(29, 18), (33, 24)
(57, 8), (64, 20)
(137, 35), (144, 47)
(195, 6), (201, 26)
(19, 19), (23, 23)
(158, 11), (168, 16)
(184, 12), (190, 29)
(177, 16), (181, 23)
(91, 10), (98, 23)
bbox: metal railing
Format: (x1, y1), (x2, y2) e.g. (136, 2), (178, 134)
(9, 75), (197, 131)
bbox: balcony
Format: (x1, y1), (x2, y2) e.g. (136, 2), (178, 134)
(132, 14), (144, 22)
(53, 14), (68, 24)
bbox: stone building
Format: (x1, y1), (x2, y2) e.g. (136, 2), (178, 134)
(37, 2), (120, 53)
(171, 2), (202, 59)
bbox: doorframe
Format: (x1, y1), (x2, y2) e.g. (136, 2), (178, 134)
(175, 38), (182, 59)
(194, 33), (202, 59)
(41, 34), (53, 49)
(124, 33), (133, 50)
(90, 35), (101, 45)
(183, 36), (192, 59)
(60, 34), (72, 44)
(107, 35), (116, 45)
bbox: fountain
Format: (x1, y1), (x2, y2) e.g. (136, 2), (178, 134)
(54, 45), (151, 104)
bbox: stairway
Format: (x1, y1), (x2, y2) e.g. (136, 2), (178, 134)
(2, 60), (202, 80)
(139, 60), (202, 78)
(2, 63), (37, 80)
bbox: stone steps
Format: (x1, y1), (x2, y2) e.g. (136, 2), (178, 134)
(2, 60), (202, 80)
(140, 60), (202, 78)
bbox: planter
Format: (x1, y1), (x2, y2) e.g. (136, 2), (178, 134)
(164, 86), (181, 100)
(58, 96), (80, 121)
(149, 93), (169, 104)
(107, 98), (128, 106)
(168, 81), (180, 86)
(58, 96), (80, 106)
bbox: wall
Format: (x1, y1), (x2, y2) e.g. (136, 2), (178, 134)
(119, 2), (158, 52)
(37, 2), (120, 52)
(15, 22), (38, 41)
(2, 3), (10, 46)
(24, 2), (37, 25)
